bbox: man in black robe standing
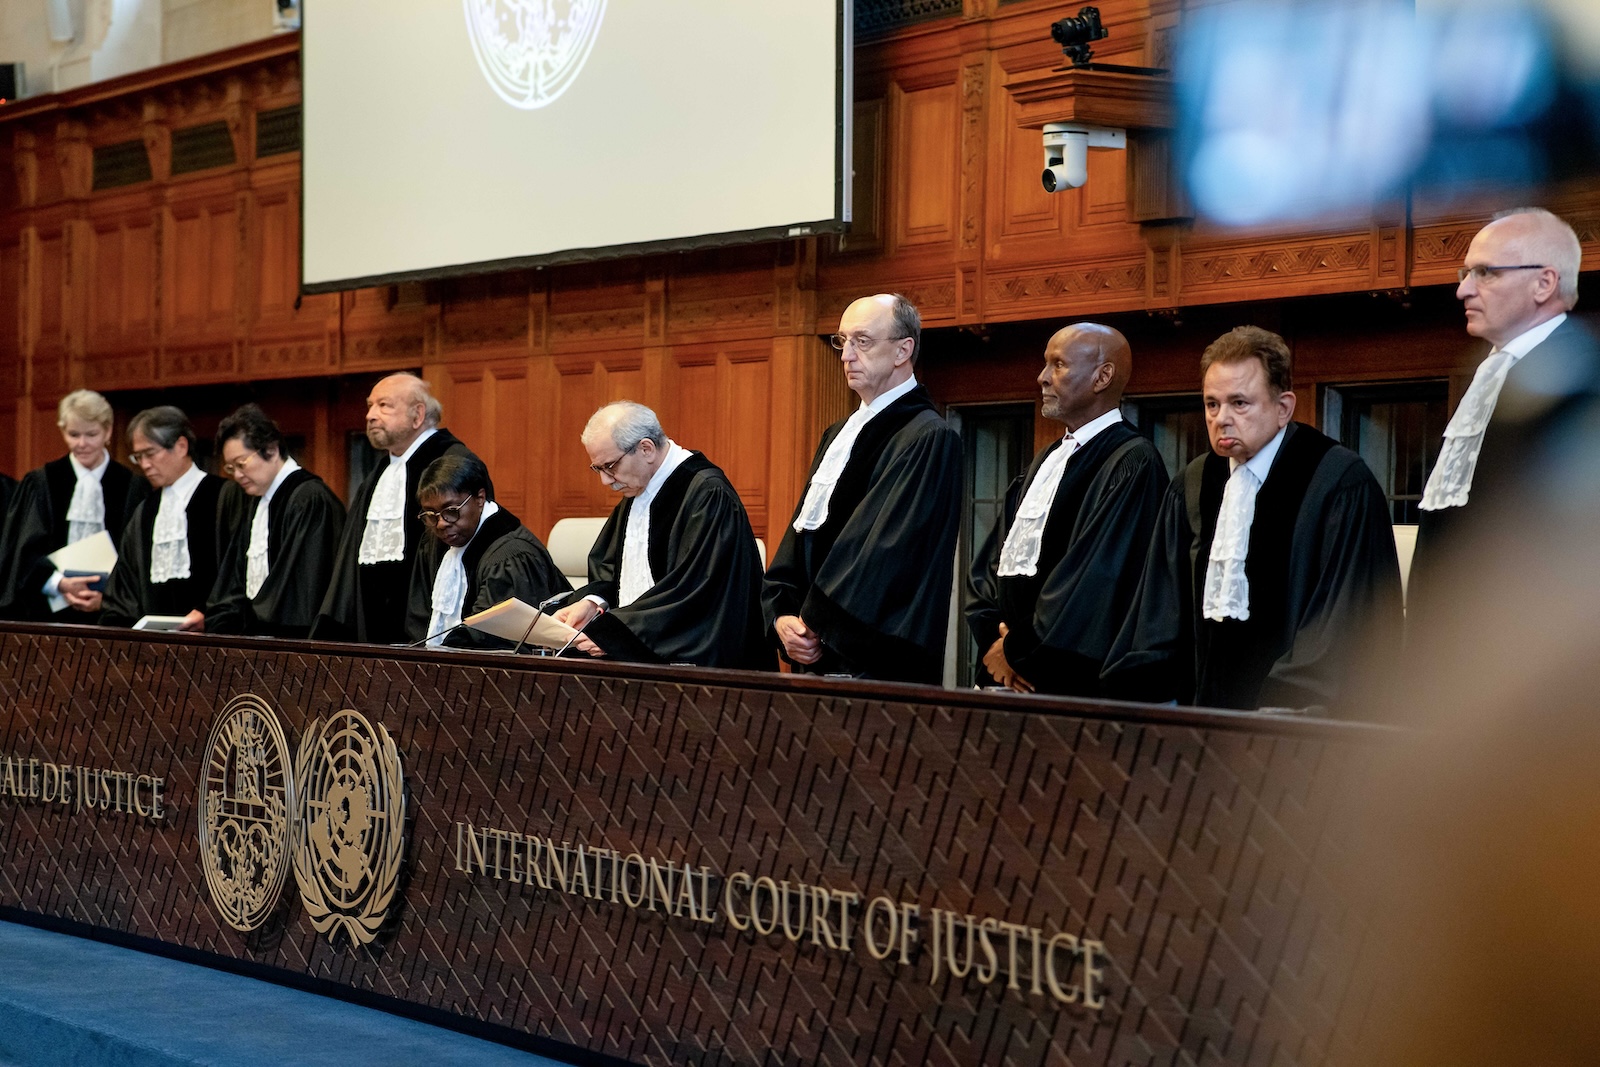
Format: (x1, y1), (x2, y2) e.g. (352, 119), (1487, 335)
(405, 453), (569, 648)
(551, 401), (768, 669)
(1409, 207), (1597, 625)
(1103, 326), (1402, 712)
(311, 373), (489, 644)
(100, 406), (228, 630)
(0, 390), (148, 622)
(966, 323), (1166, 696)
(763, 293), (962, 684)
(206, 404), (346, 637)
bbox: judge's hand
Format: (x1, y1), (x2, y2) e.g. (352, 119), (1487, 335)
(553, 599), (600, 630)
(58, 575), (102, 613)
(983, 624), (1034, 694)
(775, 615), (821, 665)
(176, 609), (206, 633)
(571, 634), (606, 658)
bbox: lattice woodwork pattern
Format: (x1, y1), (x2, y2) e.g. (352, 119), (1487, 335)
(0, 626), (1382, 1066)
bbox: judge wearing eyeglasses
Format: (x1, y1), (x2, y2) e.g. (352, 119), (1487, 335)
(1409, 207), (1598, 626)
(763, 293), (963, 684)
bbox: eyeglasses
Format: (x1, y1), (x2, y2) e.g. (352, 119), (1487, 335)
(1457, 264), (1547, 283)
(589, 442), (639, 476)
(417, 500), (476, 526)
(128, 444), (169, 465)
(220, 451), (260, 478)
(829, 333), (909, 351)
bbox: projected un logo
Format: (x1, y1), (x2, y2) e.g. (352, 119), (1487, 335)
(465, 0), (608, 110)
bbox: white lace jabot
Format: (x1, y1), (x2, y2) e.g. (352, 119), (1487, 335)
(793, 376), (919, 533)
(150, 463), (206, 585)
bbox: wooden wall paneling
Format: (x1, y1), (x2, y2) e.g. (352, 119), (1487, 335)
(437, 357), (532, 517)
(892, 80), (960, 251)
(245, 169), (337, 380)
(339, 286), (427, 372)
(840, 98), (886, 254)
(549, 349), (646, 521)
(1175, 228), (1381, 307)
(0, 240), (20, 406)
(0, 400), (15, 478)
(160, 178), (241, 382)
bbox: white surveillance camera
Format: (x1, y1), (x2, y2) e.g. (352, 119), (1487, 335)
(1041, 122), (1126, 193)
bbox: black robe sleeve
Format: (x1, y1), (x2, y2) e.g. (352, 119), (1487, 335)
(964, 472), (1026, 656)
(310, 472), (380, 641)
(1101, 475), (1198, 705)
(1006, 444), (1169, 694)
(446, 529), (572, 650)
(98, 500), (152, 629)
(0, 469), (58, 621)
(764, 415), (963, 682)
(1260, 460), (1403, 711)
(582, 472), (770, 670)
(572, 506), (625, 608)
(207, 478), (346, 637)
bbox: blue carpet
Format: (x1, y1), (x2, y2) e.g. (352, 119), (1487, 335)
(0, 920), (567, 1067)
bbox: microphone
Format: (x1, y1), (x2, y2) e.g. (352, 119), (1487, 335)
(554, 604), (606, 657)
(407, 621), (466, 648)
(510, 589), (574, 657)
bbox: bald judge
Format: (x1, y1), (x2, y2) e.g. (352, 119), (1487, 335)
(966, 324), (1167, 696)
(763, 293), (963, 684)
(311, 373), (490, 644)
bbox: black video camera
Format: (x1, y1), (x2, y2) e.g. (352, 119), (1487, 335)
(1050, 6), (1109, 67)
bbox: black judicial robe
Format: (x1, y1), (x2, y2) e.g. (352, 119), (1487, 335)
(310, 429), (488, 645)
(0, 474), (13, 525)
(1410, 316), (1600, 627)
(0, 457), (149, 622)
(1103, 422), (1402, 712)
(763, 387), (962, 684)
(206, 470), (347, 638)
(574, 453), (769, 670)
(100, 472), (229, 627)
(966, 424), (1167, 696)
(404, 505), (570, 649)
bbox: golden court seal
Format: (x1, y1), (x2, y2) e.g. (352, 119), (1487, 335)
(198, 694), (296, 932)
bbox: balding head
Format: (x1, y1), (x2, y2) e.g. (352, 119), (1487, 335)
(1039, 322), (1132, 431)
(366, 372), (441, 454)
(1458, 209), (1581, 348)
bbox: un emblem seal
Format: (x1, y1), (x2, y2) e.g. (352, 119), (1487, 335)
(198, 695), (295, 932)
(464, 0), (608, 110)
(291, 710), (405, 946)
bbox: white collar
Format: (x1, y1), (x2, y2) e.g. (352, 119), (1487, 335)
(1231, 424), (1288, 483)
(69, 452), (109, 481)
(1495, 312), (1566, 363)
(163, 462), (206, 501)
(460, 498), (500, 549)
(260, 456), (300, 505)
(858, 374), (919, 416)
(1062, 408), (1123, 447)
(637, 441), (692, 507)
(389, 427), (438, 466)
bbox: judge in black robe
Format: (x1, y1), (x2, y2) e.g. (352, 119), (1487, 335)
(1410, 211), (1599, 628)
(1104, 328), (1402, 712)
(100, 407), (229, 628)
(0, 396), (149, 622)
(763, 294), (962, 684)
(553, 402), (769, 670)
(404, 454), (570, 649)
(966, 324), (1167, 696)
(205, 405), (346, 638)
(310, 373), (490, 644)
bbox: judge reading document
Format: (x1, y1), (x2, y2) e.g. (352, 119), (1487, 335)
(966, 323), (1166, 696)
(552, 402), (769, 669)
(100, 406), (229, 630)
(204, 404), (346, 637)
(0, 390), (149, 622)
(311, 373), (490, 644)
(405, 453), (569, 649)
(1103, 326), (1402, 712)
(763, 293), (962, 684)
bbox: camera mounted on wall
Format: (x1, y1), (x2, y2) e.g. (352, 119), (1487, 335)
(1049, 5), (1167, 75)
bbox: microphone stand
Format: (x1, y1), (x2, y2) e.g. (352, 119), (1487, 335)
(554, 605), (606, 657)
(510, 590), (574, 657)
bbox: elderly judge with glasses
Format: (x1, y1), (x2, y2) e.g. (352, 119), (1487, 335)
(763, 292), (962, 684)
(552, 401), (769, 669)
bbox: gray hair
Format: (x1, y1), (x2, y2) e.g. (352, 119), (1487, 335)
(581, 400), (666, 453)
(384, 372), (443, 428)
(57, 389), (113, 432)
(886, 292), (922, 366)
(1491, 207), (1582, 309)
(127, 405), (196, 453)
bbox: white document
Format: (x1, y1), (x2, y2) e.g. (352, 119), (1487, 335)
(132, 615), (188, 631)
(464, 598), (578, 649)
(47, 530), (118, 574)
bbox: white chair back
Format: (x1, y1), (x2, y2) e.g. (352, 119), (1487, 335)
(547, 517), (609, 589)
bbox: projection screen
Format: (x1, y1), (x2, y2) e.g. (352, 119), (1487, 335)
(301, 1), (849, 292)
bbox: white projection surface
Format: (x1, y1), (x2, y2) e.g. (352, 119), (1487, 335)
(302, 1), (845, 290)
